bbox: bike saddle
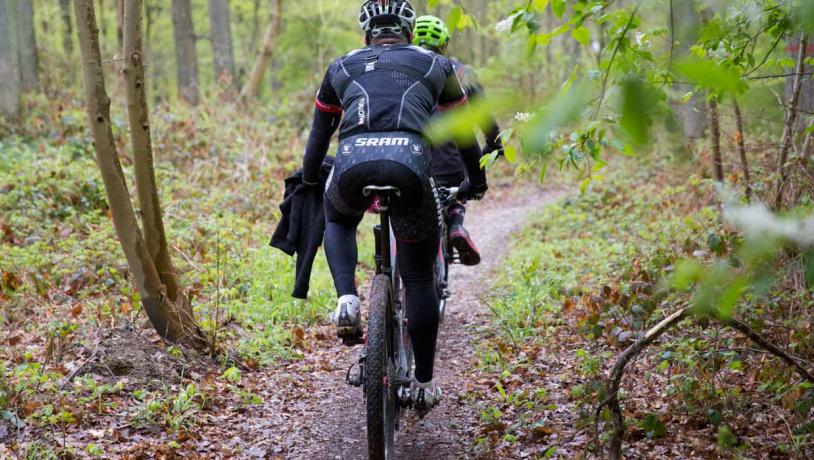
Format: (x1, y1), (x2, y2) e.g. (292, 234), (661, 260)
(362, 185), (401, 197)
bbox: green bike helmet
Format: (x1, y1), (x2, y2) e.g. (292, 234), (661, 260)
(413, 15), (450, 50)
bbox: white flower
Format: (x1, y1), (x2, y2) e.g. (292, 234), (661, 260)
(515, 112), (534, 122)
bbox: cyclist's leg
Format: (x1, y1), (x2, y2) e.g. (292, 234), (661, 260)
(324, 198), (364, 297)
(435, 172), (467, 228)
(395, 234), (441, 383)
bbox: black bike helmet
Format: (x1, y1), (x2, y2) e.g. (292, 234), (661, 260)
(359, 0), (417, 42)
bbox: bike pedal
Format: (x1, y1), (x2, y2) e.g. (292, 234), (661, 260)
(345, 354), (366, 387)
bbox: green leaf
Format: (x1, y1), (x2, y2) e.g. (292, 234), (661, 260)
(428, 0), (440, 7)
(620, 76), (651, 147)
(447, 6), (463, 32)
(572, 26), (590, 45)
(579, 177), (591, 194)
(670, 260), (702, 290)
(521, 81), (591, 154)
(503, 145), (518, 163)
(805, 250), (814, 288)
(716, 425), (740, 450)
(551, 0), (566, 18)
(674, 57), (748, 96)
(639, 413), (667, 439)
(534, 0), (549, 12)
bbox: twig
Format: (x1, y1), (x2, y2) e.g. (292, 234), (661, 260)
(58, 346), (100, 390)
(774, 32), (808, 210)
(709, 96), (724, 182)
(715, 313), (814, 384)
(743, 32), (785, 77)
(594, 307), (688, 460)
(593, 4), (640, 120)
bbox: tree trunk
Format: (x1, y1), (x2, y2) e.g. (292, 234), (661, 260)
(60, 0), (74, 53)
(16, 0), (38, 93)
(0, 0), (21, 121)
(208, 0), (235, 89)
(239, 0), (282, 103)
(775, 33), (808, 209)
(785, 35), (814, 133)
(74, 0), (203, 345)
(171, 0), (199, 105)
(709, 96), (724, 182)
(673, 0), (707, 139)
(732, 98), (752, 201)
(116, 0), (124, 55)
(123, 0), (183, 304)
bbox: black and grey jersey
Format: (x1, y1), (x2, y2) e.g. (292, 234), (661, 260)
(314, 44), (468, 139)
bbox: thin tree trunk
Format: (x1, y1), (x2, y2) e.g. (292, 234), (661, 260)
(74, 0), (203, 345)
(16, 0), (38, 93)
(250, 0), (259, 52)
(775, 33), (808, 209)
(709, 96), (724, 182)
(123, 0), (183, 304)
(732, 98), (752, 201)
(60, 0), (74, 53)
(0, 0), (21, 120)
(116, 0), (124, 55)
(208, 0), (235, 89)
(171, 0), (199, 105)
(239, 0), (282, 103)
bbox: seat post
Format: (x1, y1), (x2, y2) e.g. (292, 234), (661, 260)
(379, 193), (392, 276)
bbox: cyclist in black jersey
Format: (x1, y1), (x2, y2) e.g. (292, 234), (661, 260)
(301, 0), (487, 409)
(413, 15), (503, 266)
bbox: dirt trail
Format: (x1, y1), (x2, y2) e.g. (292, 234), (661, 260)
(232, 186), (561, 459)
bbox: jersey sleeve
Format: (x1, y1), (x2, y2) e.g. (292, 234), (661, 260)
(314, 60), (343, 114)
(437, 58), (468, 111)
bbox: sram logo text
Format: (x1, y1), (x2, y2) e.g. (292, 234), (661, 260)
(354, 137), (410, 147)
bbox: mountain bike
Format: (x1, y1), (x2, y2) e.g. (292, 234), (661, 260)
(346, 185), (461, 460)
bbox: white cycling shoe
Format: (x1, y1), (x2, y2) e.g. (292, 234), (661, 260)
(331, 294), (362, 340)
(411, 378), (442, 411)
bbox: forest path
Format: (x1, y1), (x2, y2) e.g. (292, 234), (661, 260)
(230, 185), (563, 459)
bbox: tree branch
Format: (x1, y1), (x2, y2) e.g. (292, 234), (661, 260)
(593, 4), (639, 120)
(595, 307), (689, 460)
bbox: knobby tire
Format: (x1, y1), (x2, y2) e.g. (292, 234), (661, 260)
(366, 274), (394, 459)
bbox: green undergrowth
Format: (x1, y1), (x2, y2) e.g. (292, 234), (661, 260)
(475, 159), (814, 456)
(0, 102), (373, 367)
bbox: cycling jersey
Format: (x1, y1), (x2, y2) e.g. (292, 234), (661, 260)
(314, 44), (469, 139)
(430, 59), (501, 177)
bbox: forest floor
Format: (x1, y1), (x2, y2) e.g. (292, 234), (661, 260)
(212, 185), (566, 459)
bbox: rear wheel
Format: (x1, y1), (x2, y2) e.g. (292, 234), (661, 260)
(366, 274), (396, 459)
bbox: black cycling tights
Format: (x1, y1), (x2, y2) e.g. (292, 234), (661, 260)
(325, 200), (440, 383)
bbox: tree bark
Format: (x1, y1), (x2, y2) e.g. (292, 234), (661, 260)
(16, 0), (38, 93)
(775, 33), (808, 209)
(116, 0), (124, 55)
(0, 0), (21, 121)
(208, 0), (235, 88)
(732, 98), (752, 201)
(123, 0), (183, 304)
(239, 0), (282, 103)
(171, 0), (199, 105)
(709, 96), (724, 182)
(74, 0), (203, 345)
(60, 0), (74, 53)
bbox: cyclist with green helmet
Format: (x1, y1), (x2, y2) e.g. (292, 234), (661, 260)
(413, 15), (503, 267)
